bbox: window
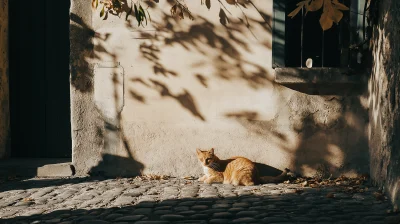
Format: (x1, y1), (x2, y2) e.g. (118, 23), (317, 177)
(272, 0), (366, 69)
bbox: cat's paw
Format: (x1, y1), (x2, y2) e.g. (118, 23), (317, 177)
(204, 179), (213, 184)
(198, 176), (206, 181)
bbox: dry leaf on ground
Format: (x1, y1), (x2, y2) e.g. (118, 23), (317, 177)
(326, 192), (335, 198)
(373, 191), (384, 201)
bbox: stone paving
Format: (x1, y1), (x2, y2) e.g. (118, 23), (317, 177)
(0, 177), (399, 224)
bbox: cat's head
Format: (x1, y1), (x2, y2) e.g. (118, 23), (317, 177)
(196, 148), (216, 167)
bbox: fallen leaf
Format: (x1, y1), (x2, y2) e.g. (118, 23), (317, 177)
(295, 189), (304, 194)
(373, 192), (384, 201)
(326, 192), (335, 198)
(360, 173), (370, 180)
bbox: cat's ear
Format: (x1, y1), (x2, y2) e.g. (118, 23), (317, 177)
(209, 148), (214, 155)
(196, 148), (202, 155)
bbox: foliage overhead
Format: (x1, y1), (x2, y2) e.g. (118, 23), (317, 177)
(288, 0), (349, 31)
(92, 0), (349, 31)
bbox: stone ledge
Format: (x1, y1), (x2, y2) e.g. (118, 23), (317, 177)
(0, 158), (74, 177)
(37, 163), (75, 177)
(274, 67), (363, 84)
(274, 67), (367, 95)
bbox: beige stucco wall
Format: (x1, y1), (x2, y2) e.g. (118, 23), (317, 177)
(70, 0), (369, 178)
(0, 0), (9, 159)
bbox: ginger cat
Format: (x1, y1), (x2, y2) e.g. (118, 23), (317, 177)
(196, 148), (290, 186)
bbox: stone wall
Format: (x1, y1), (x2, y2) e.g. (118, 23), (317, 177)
(0, 0), (9, 159)
(70, 0), (369, 178)
(369, 0), (400, 210)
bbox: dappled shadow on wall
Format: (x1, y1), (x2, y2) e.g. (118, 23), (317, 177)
(72, 0), (277, 151)
(223, 87), (369, 177)
(121, 0), (274, 116)
(70, 13), (96, 92)
(86, 1), (279, 177)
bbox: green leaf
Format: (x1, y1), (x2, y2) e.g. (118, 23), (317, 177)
(113, 0), (121, 9)
(126, 3), (133, 21)
(100, 5), (105, 17)
(134, 3), (140, 26)
(147, 9), (152, 23)
(103, 11), (109, 20)
(140, 5), (147, 25)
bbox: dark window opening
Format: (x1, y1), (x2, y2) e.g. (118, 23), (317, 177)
(273, 0), (364, 69)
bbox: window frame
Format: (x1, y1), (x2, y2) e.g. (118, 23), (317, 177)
(272, 0), (366, 69)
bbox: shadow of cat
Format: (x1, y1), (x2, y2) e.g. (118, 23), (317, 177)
(255, 163), (282, 177)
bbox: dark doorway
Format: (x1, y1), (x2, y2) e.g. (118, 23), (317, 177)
(9, 0), (71, 158)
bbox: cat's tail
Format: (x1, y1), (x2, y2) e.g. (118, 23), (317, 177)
(258, 168), (290, 184)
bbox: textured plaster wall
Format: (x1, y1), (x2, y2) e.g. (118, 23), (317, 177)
(369, 0), (400, 209)
(0, 0), (9, 159)
(70, 0), (369, 178)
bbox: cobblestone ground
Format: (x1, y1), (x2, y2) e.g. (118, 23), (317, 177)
(0, 177), (399, 224)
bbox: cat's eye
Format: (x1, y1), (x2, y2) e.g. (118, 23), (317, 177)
(205, 158), (211, 163)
